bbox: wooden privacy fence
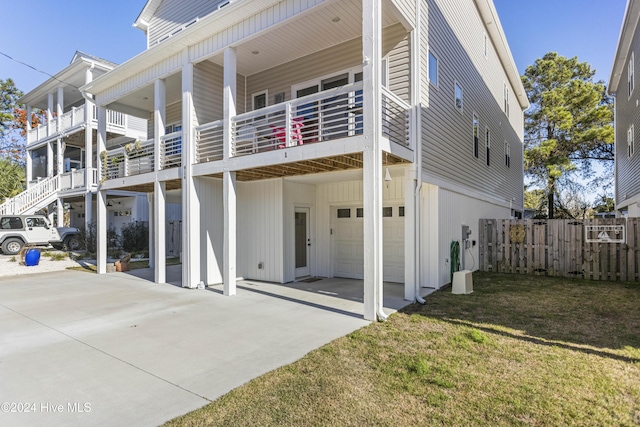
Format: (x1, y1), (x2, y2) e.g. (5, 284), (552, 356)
(479, 218), (640, 282)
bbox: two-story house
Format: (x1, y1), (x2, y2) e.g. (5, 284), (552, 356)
(609, 0), (640, 218)
(82, 0), (528, 321)
(5, 52), (152, 234)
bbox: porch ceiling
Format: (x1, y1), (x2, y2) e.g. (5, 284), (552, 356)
(107, 178), (182, 194)
(204, 152), (408, 182)
(205, 0), (403, 77)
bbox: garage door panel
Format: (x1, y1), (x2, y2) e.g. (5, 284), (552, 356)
(332, 206), (404, 282)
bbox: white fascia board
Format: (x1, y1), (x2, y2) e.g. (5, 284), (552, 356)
(84, 0), (282, 97)
(474, 0), (530, 110)
(609, 0), (640, 95)
(133, 0), (161, 32)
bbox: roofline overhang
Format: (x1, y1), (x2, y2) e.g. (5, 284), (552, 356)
(133, 0), (162, 32)
(608, 0), (640, 95)
(19, 59), (114, 106)
(474, 0), (530, 110)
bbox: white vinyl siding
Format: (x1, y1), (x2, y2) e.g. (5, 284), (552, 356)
(420, 0), (524, 208)
(148, 0), (230, 47)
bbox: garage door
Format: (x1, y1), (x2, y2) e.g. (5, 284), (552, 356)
(332, 205), (404, 282)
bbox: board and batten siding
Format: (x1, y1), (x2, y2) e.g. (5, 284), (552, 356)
(421, 0), (524, 210)
(421, 183), (510, 288)
(314, 173), (405, 278)
(245, 23), (409, 107)
(197, 177), (224, 285)
(237, 179), (284, 282)
(148, 0), (230, 47)
(283, 181), (316, 282)
(614, 23), (640, 208)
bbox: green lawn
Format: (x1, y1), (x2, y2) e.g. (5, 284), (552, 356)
(165, 272), (640, 426)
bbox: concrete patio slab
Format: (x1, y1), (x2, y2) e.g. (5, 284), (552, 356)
(0, 268), (430, 426)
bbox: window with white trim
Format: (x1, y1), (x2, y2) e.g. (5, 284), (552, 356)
(483, 33), (488, 58)
(485, 127), (491, 166)
(628, 124), (635, 157)
(428, 51), (438, 86)
(629, 52), (635, 97)
(252, 90), (268, 110)
(504, 141), (511, 167)
(455, 82), (463, 112)
(473, 113), (479, 158)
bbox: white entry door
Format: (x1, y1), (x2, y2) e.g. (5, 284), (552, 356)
(332, 206), (404, 282)
(295, 207), (311, 277)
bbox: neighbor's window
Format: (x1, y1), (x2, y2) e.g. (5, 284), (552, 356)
(253, 91), (267, 110)
(455, 82), (463, 112)
(629, 52), (635, 97)
(473, 114), (479, 158)
(428, 51), (438, 86)
(483, 33), (488, 58)
(628, 124), (635, 157)
(504, 141), (511, 167)
(485, 127), (491, 166)
(382, 207), (393, 217)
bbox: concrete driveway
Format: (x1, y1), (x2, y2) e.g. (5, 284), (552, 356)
(0, 268), (419, 426)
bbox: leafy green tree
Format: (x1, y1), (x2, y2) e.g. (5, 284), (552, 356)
(1, 79), (26, 162)
(521, 53), (613, 219)
(0, 158), (25, 204)
(593, 195), (615, 214)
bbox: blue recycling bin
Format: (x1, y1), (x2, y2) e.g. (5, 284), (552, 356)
(24, 249), (41, 267)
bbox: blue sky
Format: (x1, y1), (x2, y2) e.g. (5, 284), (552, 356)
(0, 0), (629, 93)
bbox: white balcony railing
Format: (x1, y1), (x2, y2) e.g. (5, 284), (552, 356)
(101, 139), (157, 181)
(160, 131), (182, 169)
(196, 120), (224, 163)
(381, 87), (410, 147)
(27, 105), (128, 144)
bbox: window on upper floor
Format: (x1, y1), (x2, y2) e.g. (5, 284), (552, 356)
(504, 83), (510, 118)
(628, 124), (635, 157)
(486, 127), (491, 166)
(473, 114), (479, 158)
(455, 82), (463, 112)
(505, 141), (511, 168)
(428, 51), (438, 86)
(253, 91), (268, 110)
(629, 52), (635, 98)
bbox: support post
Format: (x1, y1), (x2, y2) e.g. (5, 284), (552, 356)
(223, 171), (237, 295)
(148, 193), (155, 269)
(223, 47), (237, 161)
(362, 0), (384, 321)
(154, 181), (166, 283)
(26, 149), (32, 189)
(181, 51), (200, 288)
(404, 166), (416, 300)
(47, 142), (53, 177)
(154, 79), (166, 171)
(84, 67), (94, 233)
(57, 86), (64, 131)
(47, 93), (54, 137)
(96, 106), (107, 274)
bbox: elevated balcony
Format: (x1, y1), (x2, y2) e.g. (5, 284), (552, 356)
(100, 83), (410, 182)
(27, 105), (143, 146)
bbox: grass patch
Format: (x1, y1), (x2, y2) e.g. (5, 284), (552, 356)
(164, 273), (640, 427)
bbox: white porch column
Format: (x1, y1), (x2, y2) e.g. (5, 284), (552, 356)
(47, 93), (54, 137)
(223, 46), (237, 295)
(47, 142), (54, 177)
(181, 51), (200, 288)
(154, 79), (166, 171)
(57, 86), (64, 132)
(56, 138), (63, 177)
(223, 47), (237, 161)
(26, 149), (32, 189)
(406, 20), (423, 301)
(362, 0), (384, 321)
(56, 197), (64, 227)
(154, 181), (166, 284)
(223, 171), (237, 295)
(96, 106), (108, 274)
(26, 105), (32, 132)
(148, 193), (155, 269)
(404, 166), (416, 300)
(84, 66), (94, 232)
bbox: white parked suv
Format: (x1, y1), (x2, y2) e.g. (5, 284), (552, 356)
(0, 215), (81, 255)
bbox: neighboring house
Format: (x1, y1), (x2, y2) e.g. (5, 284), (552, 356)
(609, 0), (640, 218)
(81, 0), (528, 321)
(2, 52), (157, 234)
